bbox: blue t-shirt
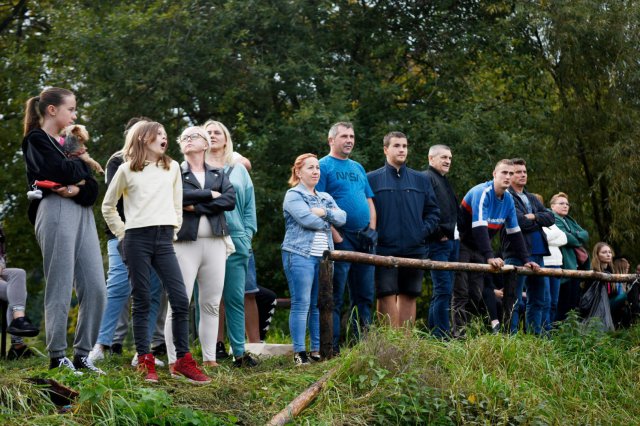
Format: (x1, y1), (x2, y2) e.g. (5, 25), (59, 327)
(317, 155), (373, 231)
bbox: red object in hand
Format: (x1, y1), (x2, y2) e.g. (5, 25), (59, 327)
(35, 180), (63, 190)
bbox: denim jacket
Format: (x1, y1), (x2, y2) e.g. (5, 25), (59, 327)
(281, 184), (346, 257)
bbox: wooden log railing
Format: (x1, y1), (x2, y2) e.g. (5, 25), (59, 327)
(318, 250), (640, 359)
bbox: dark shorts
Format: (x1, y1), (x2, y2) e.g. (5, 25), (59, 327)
(375, 254), (425, 298)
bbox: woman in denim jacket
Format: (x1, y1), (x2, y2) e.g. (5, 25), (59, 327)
(282, 153), (346, 365)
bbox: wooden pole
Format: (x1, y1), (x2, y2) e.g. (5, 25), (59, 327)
(267, 367), (337, 426)
(324, 250), (640, 283)
(318, 257), (334, 359)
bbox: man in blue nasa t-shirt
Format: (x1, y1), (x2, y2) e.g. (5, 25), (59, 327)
(317, 122), (376, 353)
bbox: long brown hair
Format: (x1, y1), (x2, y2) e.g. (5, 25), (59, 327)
(23, 87), (74, 136)
(591, 242), (614, 272)
(288, 153), (317, 187)
(125, 121), (171, 172)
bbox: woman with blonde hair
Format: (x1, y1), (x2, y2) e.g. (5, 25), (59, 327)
(165, 125), (236, 369)
(204, 119), (258, 367)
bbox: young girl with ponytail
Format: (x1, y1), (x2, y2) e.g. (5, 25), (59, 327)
(21, 87), (106, 373)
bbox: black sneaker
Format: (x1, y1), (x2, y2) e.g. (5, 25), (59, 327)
(216, 341), (231, 360)
(50, 356), (83, 375)
(308, 352), (321, 363)
(7, 344), (34, 360)
(111, 343), (123, 355)
(233, 352), (258, 368)
(151, 342), (167, 358)
(7, 316), (40, 337)
(73, 354), (105, 374)
(293, 351), (310, 366)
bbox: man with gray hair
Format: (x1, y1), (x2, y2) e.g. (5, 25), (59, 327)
(425, 144), (459, 338)
(317, 121), (376, 353)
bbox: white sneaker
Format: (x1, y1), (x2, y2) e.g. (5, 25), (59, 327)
(131, 352), (165, 367)
(88, 344), (105, 362)
(74, 354), (106, 375)
(53, 356), (84, 376)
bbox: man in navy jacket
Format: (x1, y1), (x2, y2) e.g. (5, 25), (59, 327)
(502, 158), (555, 334)
(367, 132), (440, 327)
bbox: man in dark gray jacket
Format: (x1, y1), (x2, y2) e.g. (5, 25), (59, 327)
(425, 145), (459, 338)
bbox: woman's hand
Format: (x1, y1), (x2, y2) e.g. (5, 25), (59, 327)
(54, 185), (79, 198)
(311, 207), (326, 217)
(211, 190), (221, 199)
(184, 205), (195, 212)
(331, 226), (343, 244)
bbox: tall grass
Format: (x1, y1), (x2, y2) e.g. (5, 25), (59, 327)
(1, 317), (639, 424)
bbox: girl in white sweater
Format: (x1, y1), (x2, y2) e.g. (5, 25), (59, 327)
(102, 121), (209, 384)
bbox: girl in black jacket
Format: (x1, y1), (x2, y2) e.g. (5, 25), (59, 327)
(21, 87), (105, 373)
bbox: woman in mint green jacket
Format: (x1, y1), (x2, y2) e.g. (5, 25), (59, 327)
(550, 192), (589, 322)
(205, 119), (258, 367)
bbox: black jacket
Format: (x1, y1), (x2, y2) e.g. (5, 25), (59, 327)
(22, 129), (97, 224)
(104, 154), (126, 240)
(501, 187), (555, 259)
(176, 161), (236, 241)
(425, 165), (458, 241)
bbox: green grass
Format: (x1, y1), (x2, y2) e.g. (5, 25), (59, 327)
(2, 317), (640, 425)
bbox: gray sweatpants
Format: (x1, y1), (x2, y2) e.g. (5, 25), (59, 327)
(35, 196), (106, 358)
(0, 267), (28, 344)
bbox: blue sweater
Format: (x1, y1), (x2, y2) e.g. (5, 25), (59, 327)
(367, 162), (440, 256)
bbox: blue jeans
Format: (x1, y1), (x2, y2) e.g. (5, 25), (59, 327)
(96, 238), (163, 346)
(506, 256), (548, 334)
(332, 230), (375, 351)
(282, 251), (320, 353)
(426, 239), (459, 338)
(543, 266), (561, 331)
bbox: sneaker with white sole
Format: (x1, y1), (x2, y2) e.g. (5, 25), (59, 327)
(88, 344), (106, 363)
(173, 353), (211, 384)
(131, 352), (165, 367)
(49, 356), (84, 376)
(293, 351), (310, 366)
(74, 354), (105, 374)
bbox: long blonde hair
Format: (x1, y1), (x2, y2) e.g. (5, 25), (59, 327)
(125, 121), (172, 171)
(203, 119), (235, 165)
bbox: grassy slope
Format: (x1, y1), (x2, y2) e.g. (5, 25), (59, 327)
(1, 317), (639, 425)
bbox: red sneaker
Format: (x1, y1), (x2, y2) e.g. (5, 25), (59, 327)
(173, 353), (211, 384)
(137, 353), (159, 383)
